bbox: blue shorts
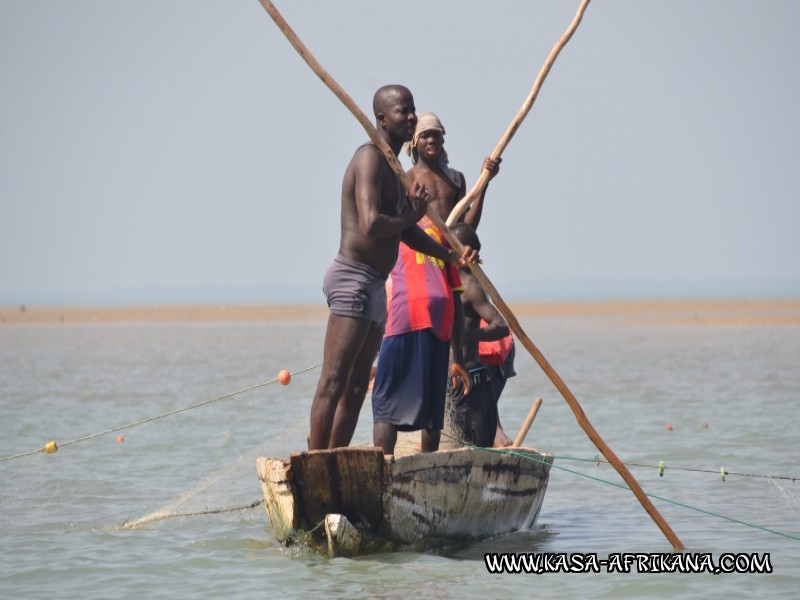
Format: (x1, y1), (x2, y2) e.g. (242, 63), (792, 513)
(323, 254), (388, 329)
(371, 329), (450, 431)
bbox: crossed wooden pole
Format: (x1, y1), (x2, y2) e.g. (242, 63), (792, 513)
(258, 0), (685, 552)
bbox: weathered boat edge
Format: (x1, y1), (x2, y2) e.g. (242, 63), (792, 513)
(256, 455), (297, 543)
(256, 446), (553, 557)
(384, 446), (552, 545)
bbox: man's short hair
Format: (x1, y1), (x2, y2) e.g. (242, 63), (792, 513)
(450, 222), (481, 252)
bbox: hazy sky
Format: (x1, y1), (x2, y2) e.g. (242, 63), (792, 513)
(2, 1), (798, 305)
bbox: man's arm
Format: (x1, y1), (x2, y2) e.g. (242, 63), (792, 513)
(400, 225), (450, 261)
(462, 157), (502, 231)
(401, 225), (481, 266)
(355, 149), (427, 239)
(451, 292), (466, 366)
(461, 276), (509, 344)
(449, 292), (472, 395)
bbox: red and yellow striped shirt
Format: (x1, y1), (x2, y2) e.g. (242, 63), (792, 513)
(384, 216), (463, 342)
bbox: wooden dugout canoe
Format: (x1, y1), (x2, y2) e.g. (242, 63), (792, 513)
(256, 444), (553, 557)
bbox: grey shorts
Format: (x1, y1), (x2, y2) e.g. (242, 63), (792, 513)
(323, 254), (388, 329)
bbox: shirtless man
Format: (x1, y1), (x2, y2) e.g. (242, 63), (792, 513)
(446, 223), (510, 447)
(309, 86), (477, 450)
(405, 112), (501, 228)
(405, 112), (513, 446)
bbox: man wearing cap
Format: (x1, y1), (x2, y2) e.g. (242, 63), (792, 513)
(371, 112), (501, 455)
(405, 112), (501, 229)
(412, 112), (515, 448)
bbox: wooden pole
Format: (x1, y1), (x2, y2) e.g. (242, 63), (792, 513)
(447, 0), (592, 226)
(512, 397), (542, 448)
(258, 0), (685, 553)
(470, 260), (684, 551)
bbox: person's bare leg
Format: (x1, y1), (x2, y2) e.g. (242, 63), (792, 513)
(329, 324), (383, 448)
(494, 421), (514, 448)
(420, 428), (441, 452)
(373, 421), (398, 455)
(308, 314), (371, 450)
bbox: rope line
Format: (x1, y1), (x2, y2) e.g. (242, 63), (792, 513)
(556, 454), (799, 482)
(115, 440), (800, 545)
(120, 500), (265, 530)
(7, 363), (797, 544)
(488, 447), (800, 543)
(408, 438), (800, 543)
(0, 362), (322, 463)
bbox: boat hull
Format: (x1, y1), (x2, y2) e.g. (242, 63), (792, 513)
(257, 445), (552, 557)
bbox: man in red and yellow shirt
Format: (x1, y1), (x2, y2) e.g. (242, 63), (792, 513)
(371, 112), (501, 455)
(371, 213), (468, 455)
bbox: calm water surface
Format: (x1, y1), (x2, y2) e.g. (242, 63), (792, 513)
(2, 314), (799, 598)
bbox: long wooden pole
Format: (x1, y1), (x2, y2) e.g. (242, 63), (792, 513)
(447, 0), (592, 227)
(258, 0), (685, 552)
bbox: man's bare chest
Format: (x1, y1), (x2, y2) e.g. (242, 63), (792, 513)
(417, 173), (457, 203)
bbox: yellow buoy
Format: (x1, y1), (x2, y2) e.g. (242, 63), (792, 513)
(44, 440), (58, 454)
